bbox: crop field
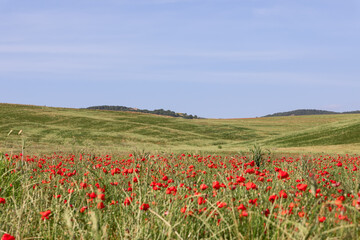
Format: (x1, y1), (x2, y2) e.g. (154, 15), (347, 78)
(1, 103), (360, 239)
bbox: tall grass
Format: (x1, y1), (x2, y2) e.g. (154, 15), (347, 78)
(1, 152), (360, 239)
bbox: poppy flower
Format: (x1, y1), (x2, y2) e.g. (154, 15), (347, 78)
(98, 194), (105, 200)
(1, 233), (15, 240)
(236, 176), (246, 183)
(318, 216), (326, 222)
(269, 195), (278, 203)
(198, 196), (206, 205)
(240, 210), (248, 217)
(180, 206), (187, 214)
(278, 170), (289, 179)
(216, 201), (227, 208)
(97, 202), (105, 209)
(249, 198), (258, 205)
(200, 184), (208, 191)
(0, 198), (5, 204)
(237, 204), (246, 211)
(296, 184), (308, 192)
(279, 190), (288, 199)
(80, 206), (88, 213)
(124, 197), (132, 206)
(245, 182), (257, 190)
(40, 210), (52, 220)
(140, 203), (150, 211)
(89, 192), (97, 199)
(212, 181), (220, 190)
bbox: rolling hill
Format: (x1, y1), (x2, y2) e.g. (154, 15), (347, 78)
(264, 109), (360, 117)
(1, 103), (360, 154)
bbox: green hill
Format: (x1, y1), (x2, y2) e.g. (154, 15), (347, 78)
(264, 118), (360, 147)
(1, 103), (360, 154)
(264, 109), (360, 117)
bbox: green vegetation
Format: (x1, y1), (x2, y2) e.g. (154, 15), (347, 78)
(248, 143), (270, 168)
(87, 105), (199, 119)
(264, 108), (360, 117)
(1, 103), (360, 154)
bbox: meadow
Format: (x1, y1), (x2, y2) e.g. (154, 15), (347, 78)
(1, 103), (360, 239)
(1, 103), (360, 154)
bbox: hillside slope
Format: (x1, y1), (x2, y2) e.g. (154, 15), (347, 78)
(1, 103), (360, 153)
(264, 109), (360, 117)
(264, 118), (360, 147)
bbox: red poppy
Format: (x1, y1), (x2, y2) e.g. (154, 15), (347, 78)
(278, 170), (289, 179)
(236, 176), (246, 183)
(0, 198), (5, 204)
(279, 190), (288, 199)
(269, 195), (278, 203)
(245, 182), (257, 190)
(124, 197), (132, 206)
(296, 184), (308, 192)
(40, 210), (52, 220)
(237, 204), (246, 211)
(216, 201), (227, 208)
(212, 181), (221, 190)
(80, 206), (88, 213)
(318, 216), (326, 222)
(97, 202), (105, 209)
(1, 233), (15, 240)
(89, 192), (97, 199)
(198, 196), (206, 205)
(140, 203), (150, 211)
(180, 206), (187, 213)
(98, 194), (105, 200)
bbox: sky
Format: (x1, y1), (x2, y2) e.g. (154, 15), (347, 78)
(0, 0), (359, 118)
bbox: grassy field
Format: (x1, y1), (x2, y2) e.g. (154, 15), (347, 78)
(1, 103), (360, 155)
(1, 103), (360, 239)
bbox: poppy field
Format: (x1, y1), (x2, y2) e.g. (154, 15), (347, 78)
(1, 151), (360, 239)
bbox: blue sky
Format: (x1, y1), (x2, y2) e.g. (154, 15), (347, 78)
(0, 0), (359, 118)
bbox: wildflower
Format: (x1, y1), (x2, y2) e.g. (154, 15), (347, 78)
(279, 190), (288, 199)
(198, 196), (206, 205)
(180, 206), (187, 214)
(212, 181), (220, 190)
(97, 202), (105, 209)
(237, 204), (246, 211)
(140, 203), (150, 211)
(89, 192), (97, 199)
(80, 206), (88, 213)
(296, 184), (308, 192)
(216, 201), (227, 208)
(0, 198), (5, 204)
(245, 182), (257, 190)
(278, 170), (289, 179)
(124, 197), (132, 206)
(1, 233), (15, 240)
(269, 195), (278, 203)
(98, 194), (105, 201)
(40, 210), (52, 220)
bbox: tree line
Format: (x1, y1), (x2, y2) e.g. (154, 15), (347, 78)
(87, 105), (199, 119)
(264, 109), (360, 117)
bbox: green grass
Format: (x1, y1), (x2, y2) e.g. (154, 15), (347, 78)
(1, 103), (360, 154)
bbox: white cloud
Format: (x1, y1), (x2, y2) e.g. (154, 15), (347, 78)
(0, 43), (312, 62)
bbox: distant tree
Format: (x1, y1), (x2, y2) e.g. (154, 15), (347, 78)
(87, 105), (201, 119)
